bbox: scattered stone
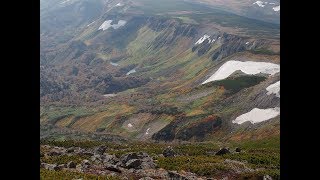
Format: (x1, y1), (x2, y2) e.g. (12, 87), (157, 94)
(76, 164), (83, 172)
(120, 152), (140, 164)
(105, 164), (122, 173)
(263, 175), (273, 180)
(41, 163), (57, 171)
(163, 146), (176, 157)
(82, 159), (91, 166)
(91, 154), (103, 163)
(48, 149), (63, 156)
(125, 159), (143, 169)
(94, 145), (107, 155)
(215, 147), (230, 155)
(83, 151), (94, 156)
(235, 147), (241, 153)
(67, 161), (76, 168)
(168, 171), (188, 180)
(103, 154), (119, 164)
(55, 164), (65, 171)
(66, 147), (75, 153)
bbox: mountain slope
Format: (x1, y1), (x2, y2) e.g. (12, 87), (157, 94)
(40, 0), (280, 143)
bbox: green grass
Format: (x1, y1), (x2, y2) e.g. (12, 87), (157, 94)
(206, 75), (267, 94)
(40, 168), (121, 180)
(42, 106), (95, 124)
(41, 138), (279, 179)
(41, 154), (91, 165)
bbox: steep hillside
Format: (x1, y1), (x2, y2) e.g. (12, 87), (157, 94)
(40, 0), (280, 143)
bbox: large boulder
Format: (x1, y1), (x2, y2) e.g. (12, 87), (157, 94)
(125, 159), (143, 169)
(118, 152), (156, 169)
(119, 152), (140, 164)
(215, 147), (230, 155)
(103, 154), (119, 164)
(162, 146), (176, 157)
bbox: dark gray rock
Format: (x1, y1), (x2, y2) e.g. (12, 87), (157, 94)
(82, 159), (91, 166)
(103, 154), (119, 164)
(94, 145), (107, 155)
(125, 159), (142, 169)
(66, 147), (76, 153)
(235, 147), (241, 153)
(105, 164), (122, 173)
(163, 146), (176, 157)
(55, 164), (65, 170)
(118, 152), (156, 169)
(119, 152), (140, 165)
(168, 171), (188, 180)
(48, 149), (63, 156)
(67, 161), (76, 168)
(215, 147), (230, 155)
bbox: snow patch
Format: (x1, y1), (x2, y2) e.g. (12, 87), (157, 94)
(103, 94), (116, 98)
(145, 128), (150, 135)
(126, 69), (136, 75)
(269, 2), (276, 5)
(116, 3), (123, 7)
(127, 123), (133, 128)
(253, 1), (266, 7)
(246, 42), (249, 45)
(266, 81), (280, 98)
(98, 20), (127, 31)
(110, 62), (119, 66)
(233, 107), (280, 124)
(195, 34), (211, 45)
(272, 5), (280, 11)
(60, 0), (71, 4)
(202, 60), (280, 84)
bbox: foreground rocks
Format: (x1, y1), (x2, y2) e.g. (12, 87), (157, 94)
(40, 144), (272, 180)
(40, 145), (208, 179)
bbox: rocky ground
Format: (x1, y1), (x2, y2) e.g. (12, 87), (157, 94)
(40, 143), (276, 180)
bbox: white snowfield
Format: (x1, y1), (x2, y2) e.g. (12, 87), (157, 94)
(98, 20), (127, 31)
(195, 34), (211, 45)
(127, 123), (133, 128)
(272, 5), (280, 11)
(126, 69), (136, 75)
(202, 60), (280, 84)
(253, 1), (266, 7)
(233, 107), (280, 124)
(266, 81), (280, 97)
